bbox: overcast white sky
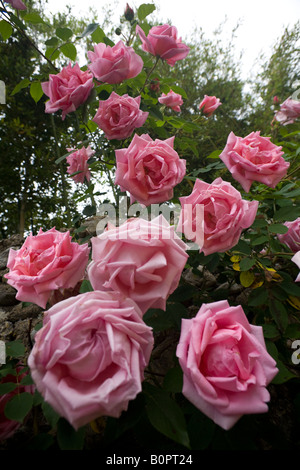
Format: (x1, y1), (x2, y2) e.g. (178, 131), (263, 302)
(44, 0), (300, 79)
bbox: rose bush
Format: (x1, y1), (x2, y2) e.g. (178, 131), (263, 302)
(219, 131), (289, 192)
(87, 40), (143, 84)
(66, 145), (94, 184)
(93, 92), (148, 140)
(115, 133), (186, 205)
(87, 215), (188, 315)
(176, 300), (278, 430)
(199, 95), (222, 116)
(177, 177), (258, 255)
(28, 290), (154, 430)
(136, 24), (190, 66)
(158, 89), (183, 112)
(42, 62), (94, 120)
(5, 228), (90, 308)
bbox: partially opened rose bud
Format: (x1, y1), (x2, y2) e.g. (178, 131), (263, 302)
(124, 3), (134, 21)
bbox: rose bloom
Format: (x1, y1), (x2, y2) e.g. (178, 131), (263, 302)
(274, 98), (300, 125)
(176, 300), (278, 430)
(115, 134), (186, 206)
(277, 217), (300, 253)
(0, 367), (35, 441)
(28, 290), (154, 430)
(199, 95), (222, 116)
(158, 90), (183, 112)
(5, 228), (90, 309)
(87, 215), (188, 315)
(42, 62), (94, 120)
(177, 177), (258, 255)
(219, 131), (289, 192)
(87, 40), (143, 84)
(93, 92), (148, 140)
(136, 24), (190, 66)
(292, 251), (300, 282)
(4, 0), (26, 9)
(66, 145), (94, 183)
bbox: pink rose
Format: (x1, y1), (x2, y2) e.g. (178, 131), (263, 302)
(87, 40), (143, 84)
(277, 217), (300, 253)
(274, 98), (300, 125)
(219, 131), (289, 192)
(93, 92), (148, 140)
(177, 177), (258, 255)
(42, 62), (94, 120)
(292, 251), (300, 282)
(0, 367), (35, 441)
(66, 145), (94, 183)
(5, 228), (90, 308)
(115, 134), (186, 206)
(4, 0), (26, 9)
(28, 290), (154, 430)
(87, 215), (188, 315)
(158, 90), (183, 112)
(199, 95), (222, 116)
(136, 24), (190, 66)
(176, 300), (278, 430)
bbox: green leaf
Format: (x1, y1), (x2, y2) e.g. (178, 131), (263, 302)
(163, 366), (183, 393)
(239, 257), (256, 271)
(268, 298), (288, 332)
(0, 382), (17, 395)
(82, 205), (96, 216)
(4, 392), (33, 422)
(280, 280), (300, 297)
(137, 3), (156, 21)
(56, 27), (73, 40)
(91, 26), (106, 43)
(80, 23), (99, 38)
(60, 43), (77, 61)
(144, 384), (190, 448)
(248, 287), (268, 306)
(23, 13), (48, 25)
(57, 418), (86, 450)
(272, 360), (296, 384)
(262, 324), (279, 338)
(45, 46), (60, 61)
(0, 20), (13, 41)
(45, 37), (59, 46)
(42, 401), (60, 428)
(274, 205), (300, 221)
(6, 341), (25, 358)
(206, 149), (222, 159)
(30, 81), (43, 103)
(251, 235), (269, 246)
(268, 224), (289, 234)
(79, 279), (93, 293)
(11, 78), (30, 96)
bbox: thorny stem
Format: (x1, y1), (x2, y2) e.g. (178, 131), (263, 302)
(140, 56), (160, 94)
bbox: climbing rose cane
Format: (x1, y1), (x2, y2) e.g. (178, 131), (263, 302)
(219, 131), (289, 192)
(176, 300), (278, 430)
(42, 62), (94, 120)
(87, 215), (188, 315)
(5, 228), (90, 308)
(28, 291), (154, 430)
